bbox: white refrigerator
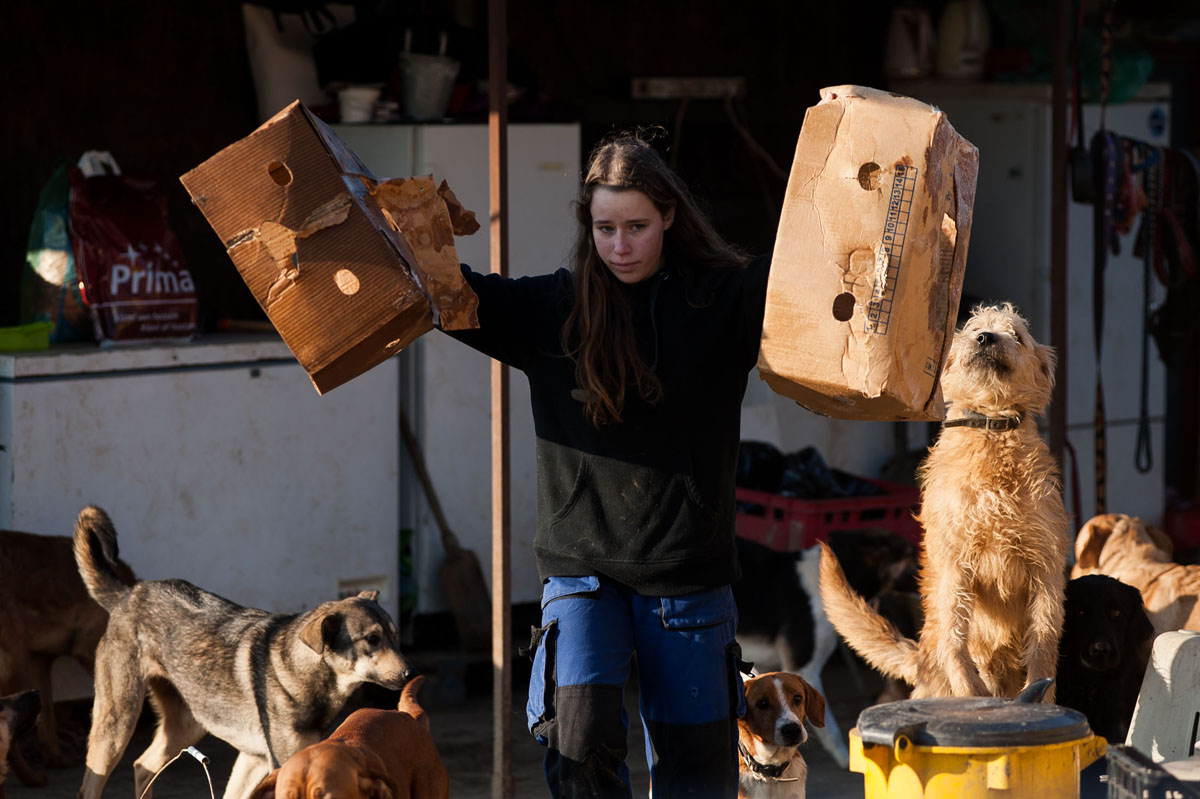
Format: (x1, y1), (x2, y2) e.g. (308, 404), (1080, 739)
(894, 81), (1171, 527)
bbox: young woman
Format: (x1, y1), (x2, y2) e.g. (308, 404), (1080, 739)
(445, 133), (772, 798)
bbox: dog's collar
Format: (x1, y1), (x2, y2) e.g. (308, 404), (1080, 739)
(738, 743), (799, 782)
(942, 410), (1026, 431)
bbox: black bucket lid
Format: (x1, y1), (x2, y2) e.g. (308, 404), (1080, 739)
(857, 680), (1092, 748)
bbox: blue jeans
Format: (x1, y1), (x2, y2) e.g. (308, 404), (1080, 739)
(526, 576), (746, 798)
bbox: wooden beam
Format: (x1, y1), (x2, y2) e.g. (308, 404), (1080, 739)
(487, 0), (512, 797)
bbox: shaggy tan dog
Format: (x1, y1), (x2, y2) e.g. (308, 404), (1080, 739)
(1072, 512), (1200, 635)
(820, 303), (1070, 699)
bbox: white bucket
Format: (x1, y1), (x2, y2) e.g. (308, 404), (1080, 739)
(400, 53), (460, 121)
(338, 85), (381, 123)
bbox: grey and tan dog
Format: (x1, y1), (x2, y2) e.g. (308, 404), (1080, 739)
(73, 506), (414, 799)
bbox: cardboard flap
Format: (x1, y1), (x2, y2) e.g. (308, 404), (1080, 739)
(370, 175), (479, 331)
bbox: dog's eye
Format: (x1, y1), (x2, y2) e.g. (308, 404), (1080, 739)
(792, 694), (804, 705)
(365, 633), (382, 647)
(1110, 609), (1121, 619)
(755, 698), (771, 710)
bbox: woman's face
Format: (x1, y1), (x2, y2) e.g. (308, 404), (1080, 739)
(590, 187), (674, 285)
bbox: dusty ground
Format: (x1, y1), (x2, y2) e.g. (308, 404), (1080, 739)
(6, 652), (872, 799)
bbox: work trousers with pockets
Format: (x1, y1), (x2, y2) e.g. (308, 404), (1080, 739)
(526, 575), (746, 799)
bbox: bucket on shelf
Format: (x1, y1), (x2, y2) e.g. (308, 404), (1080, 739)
(400, 52), (460, 121)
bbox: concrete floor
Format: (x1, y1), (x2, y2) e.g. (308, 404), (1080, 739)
(5, 653), (873, 799)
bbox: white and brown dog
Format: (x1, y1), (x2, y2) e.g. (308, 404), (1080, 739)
(737, 672), (825, 799)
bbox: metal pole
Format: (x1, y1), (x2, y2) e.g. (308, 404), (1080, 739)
(487, 0), (512, 797)
(1050, 0), (1069, 471)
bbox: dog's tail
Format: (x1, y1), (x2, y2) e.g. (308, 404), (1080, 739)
(818, 542), (919, 685)
(73, 505), (134, 610)
(397, 674), (430, 731)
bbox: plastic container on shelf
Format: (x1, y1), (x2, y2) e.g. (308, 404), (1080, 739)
(734, 479), (922, 551)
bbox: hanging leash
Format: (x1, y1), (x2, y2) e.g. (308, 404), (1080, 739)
(1133, 142), (1163, 474)
(1089, 0), (1119, 515)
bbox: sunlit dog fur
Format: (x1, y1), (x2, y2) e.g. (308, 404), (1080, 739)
(737, 672), (825, 799)
(820, 303), (1069, 700)
(1072, 512), (1200, 635)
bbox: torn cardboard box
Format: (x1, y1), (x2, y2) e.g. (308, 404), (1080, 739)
(758, 84), (978, 421)
(180, 100), (478, 394)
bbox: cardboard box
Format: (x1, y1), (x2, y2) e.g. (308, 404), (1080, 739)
(758, 85), (978, 420)
(180, 101), (477, 394)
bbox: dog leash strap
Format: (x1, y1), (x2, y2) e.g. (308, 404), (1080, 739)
(1091, 1), (1117, 515)
(1135, 144), (1162, 474)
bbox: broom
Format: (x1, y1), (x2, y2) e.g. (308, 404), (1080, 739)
(399, 405), (492, 654)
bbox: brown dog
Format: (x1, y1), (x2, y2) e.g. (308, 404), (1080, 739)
(0, 529), (134, 783)
(737, 672), (825, 799)
(820, 303), (1070, 700)
(250, 676), (448, 799)
(1072, 512), (1200, 634)
(0, 690), (41, 799)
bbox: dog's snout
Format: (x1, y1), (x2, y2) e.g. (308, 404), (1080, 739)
(976, 331), (997, 346)
(403, 666), (419, 682)
(778, 721), (804, 746)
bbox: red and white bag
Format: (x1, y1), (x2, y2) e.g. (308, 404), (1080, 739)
(69, 152), (198, 344)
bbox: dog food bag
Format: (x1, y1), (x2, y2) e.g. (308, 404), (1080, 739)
(70, 162), (199, 344)
(758, 85), (978, 421)
(180, 100), (478, 394)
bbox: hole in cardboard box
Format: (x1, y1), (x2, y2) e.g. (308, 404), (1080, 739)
(334, 269), (360, 295)
(267, 161), (293, 186)
(857, 162), (881, 191)
(832, 292), (855, 322)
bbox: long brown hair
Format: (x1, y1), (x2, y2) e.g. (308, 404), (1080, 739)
(562, 132), (748, 426)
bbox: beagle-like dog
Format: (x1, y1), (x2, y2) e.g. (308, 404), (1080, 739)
(737, 672), (826, 799)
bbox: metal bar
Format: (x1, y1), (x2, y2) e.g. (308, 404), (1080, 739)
(488, 0), (512, 796)
(1050, 0), (1069, 471)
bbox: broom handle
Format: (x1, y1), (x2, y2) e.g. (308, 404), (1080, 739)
(399, 405), (458, 549)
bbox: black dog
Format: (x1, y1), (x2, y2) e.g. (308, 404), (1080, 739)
(1056, 574), (1156, 743)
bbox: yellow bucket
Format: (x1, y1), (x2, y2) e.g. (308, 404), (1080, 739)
(849, 680), (1107, 799)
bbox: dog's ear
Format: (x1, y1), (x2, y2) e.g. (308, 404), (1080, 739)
(1036, 342), (1057, 387)
(1123, 581), (1157, 653)
(248, 769), (279, 799)
(300, 610), (342, 654)
(356, 751), (396, 799)
(356, 590), (380, 603)
(1145, 522), (1175, 557)
(1074, 515), (1116, 572)
(802, 679), (827, 728)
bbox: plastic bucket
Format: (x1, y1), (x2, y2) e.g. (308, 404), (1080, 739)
(850, 683), (1107, 799)
(400, 53), (460, 121)
(338, 86), (381, 123)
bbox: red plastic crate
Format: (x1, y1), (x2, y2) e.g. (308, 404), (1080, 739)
(734, 479), (922, 551)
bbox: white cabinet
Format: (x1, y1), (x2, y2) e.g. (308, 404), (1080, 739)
(896, 82), (1170, 525)
(332, 123), (581, 611)
(0, 338), (401, 617)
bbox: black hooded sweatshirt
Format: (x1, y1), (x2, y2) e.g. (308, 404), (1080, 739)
(446, 254), (771, 596)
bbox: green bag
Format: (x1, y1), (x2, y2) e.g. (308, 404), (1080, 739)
(22, 162), (93, 342)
